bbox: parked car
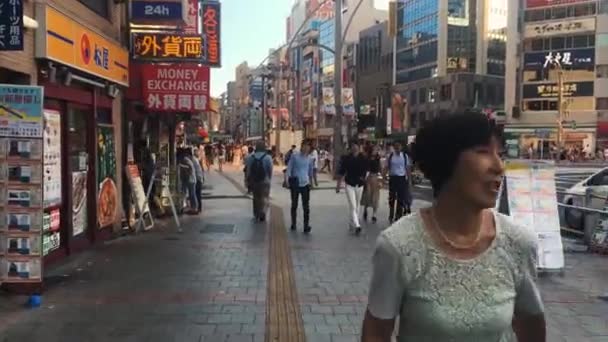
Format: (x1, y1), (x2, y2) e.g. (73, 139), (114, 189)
(563, 167), (608, 233)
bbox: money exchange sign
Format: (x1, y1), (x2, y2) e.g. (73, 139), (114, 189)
(141, 64), (210, 112)
(132, 32), (205, 62)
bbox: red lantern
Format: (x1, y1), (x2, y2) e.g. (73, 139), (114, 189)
(198, 127), (209, 138)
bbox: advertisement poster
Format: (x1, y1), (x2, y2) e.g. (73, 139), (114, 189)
(500, 160), (565, 270)
(72, 171), (88, 236)
(125, 164), (153, 231)
(97, 126), (118, 228)
(0, 85), (44, 138)
(322, 87), (335, 114)
(43, 110), (62, 208)
(342, 88), (355, 116)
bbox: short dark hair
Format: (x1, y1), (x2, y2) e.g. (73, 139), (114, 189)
(412, 113), (500, 197)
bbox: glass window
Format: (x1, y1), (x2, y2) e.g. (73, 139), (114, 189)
(551, 37), (565, 50)
(79, 0), (109, 18)
(551, 6), (567, 19)
(601, 0), (608, 14)
(597, 98), (608, 110)
(597, 65), (608, 78)
(410, 89), (417, 105)
(419, 88), (427, 104)
(573, 35), (589, 48)
(440, 84), (452, 101)
(597, 34), (608, 47)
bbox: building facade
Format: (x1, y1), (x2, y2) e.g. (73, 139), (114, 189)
(393, 0), (507, 138)
(356, 21), (393, 139)
(506, 0), (606, 157)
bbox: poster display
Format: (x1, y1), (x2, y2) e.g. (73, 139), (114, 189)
(498, 160), (565, 271)
(0, 84), (44, 283)
(72, 171), (88, 236)
(97, 126), (118, 228)
(43, 110), (61, 208)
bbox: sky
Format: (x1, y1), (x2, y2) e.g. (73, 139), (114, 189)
(210, 0), (390, 97)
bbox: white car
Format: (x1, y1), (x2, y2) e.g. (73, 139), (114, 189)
(563, 167), (608, 232)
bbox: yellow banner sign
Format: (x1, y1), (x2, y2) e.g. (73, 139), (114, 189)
(132, 32), (206, 62)
(36, 5), (129, 86)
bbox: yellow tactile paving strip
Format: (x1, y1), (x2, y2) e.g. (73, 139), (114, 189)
(219, 172), (306, 342)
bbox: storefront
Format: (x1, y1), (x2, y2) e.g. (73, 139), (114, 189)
(503, 126), (596, 159)
(35, 5), (129, 262)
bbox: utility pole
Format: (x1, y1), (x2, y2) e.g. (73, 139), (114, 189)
(332, 0), (343, 172)
(555, 63), (564, 158)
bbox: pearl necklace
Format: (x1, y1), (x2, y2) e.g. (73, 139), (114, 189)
(429, 208), (483, 250)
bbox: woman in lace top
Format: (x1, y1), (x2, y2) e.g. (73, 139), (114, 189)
(361, 113), (546, 342)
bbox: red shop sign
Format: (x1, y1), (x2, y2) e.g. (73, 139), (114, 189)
(526, 0), (583, 8)
(202, 1), (221, 67)
(141, 64), (210, 112)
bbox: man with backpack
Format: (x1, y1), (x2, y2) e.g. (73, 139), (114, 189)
(245, 141), (273, 222)
(385, 142), (412, 222)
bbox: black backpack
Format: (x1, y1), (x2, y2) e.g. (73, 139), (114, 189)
(249, 154), (267, 182)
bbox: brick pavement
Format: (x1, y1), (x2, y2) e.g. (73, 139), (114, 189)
(0, 166), (607, 342)
(0, 171), (268, 342)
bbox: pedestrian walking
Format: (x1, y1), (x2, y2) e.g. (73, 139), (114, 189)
(386, 142), (412, 223)
(362, 145), (381, 223)
(319, 147), (332, 173)
(204, 143), (214, 171)
(245, 141), (273, 222)
(362, 113), (546, 342)
(243, 145), (255, 193)
(286, 141), (314, 233)
(283, 145), (297, 188)
(217, 143), (226, 172)
(177, 148), (198, 214)
(191, 148), (205, 214)
(336, 143), (369, 235)
(310, 144), (319, 187)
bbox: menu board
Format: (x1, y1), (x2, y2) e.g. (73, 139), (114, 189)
(0, 84), (44, 283)
(498, 160), (565, 271)
(43, 110), (62, 208)
(125, 164), (154, 231)
(97, 125), (117, 228)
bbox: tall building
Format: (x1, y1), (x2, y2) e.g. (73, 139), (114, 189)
(234, 62), (251, 141)
(316, 0), (388, 142)
(505, 0), (605, 158)
(392, 0), (507, 137)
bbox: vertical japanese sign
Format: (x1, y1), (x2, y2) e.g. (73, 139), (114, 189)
(141, 64), (210, 112)
(0, 0), (23, 51)
(202, 1), (221, 67)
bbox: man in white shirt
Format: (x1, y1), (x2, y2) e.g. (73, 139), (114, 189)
(309, 144), (319, 187)
(386, 142), (412, 222)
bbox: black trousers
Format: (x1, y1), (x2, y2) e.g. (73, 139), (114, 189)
(388, 176), (411, 220)
(290, 185), (310, 227)
(196, 180), (203, 212)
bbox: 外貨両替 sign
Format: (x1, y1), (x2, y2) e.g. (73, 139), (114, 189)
(132, 32), (206, 62)
(141, 64), (210, 112)
(202, 1), (221, 67)
(524, 48), (594, 70)
(131, 1), (184, 21)
(523, 81), (594, 99)
(0, 0), (24, 51)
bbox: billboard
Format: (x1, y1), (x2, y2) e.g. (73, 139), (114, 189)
(526, 0), (587, 9)
(131, 1), (184, 21)
(202, 1), (221, 67)
(523, 81), (594, 99)
(141, 64), (210, 112)
(0, 0), (23, 50)
(524, 48), (594, 70)
(132, 32), (205, 62)
(524, 17), (595, 38)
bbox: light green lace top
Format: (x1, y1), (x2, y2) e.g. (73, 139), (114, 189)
(367, 211), (544, 342)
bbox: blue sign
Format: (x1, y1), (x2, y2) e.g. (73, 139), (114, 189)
(131, 1), (183, 21)
(524, 48), (594, 70)
(0, 0), (24, 51)
(0, 84), (44, 138)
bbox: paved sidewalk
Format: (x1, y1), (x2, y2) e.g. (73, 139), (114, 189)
(0, 171), (268, 342)
(0, 165), (606, 342)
